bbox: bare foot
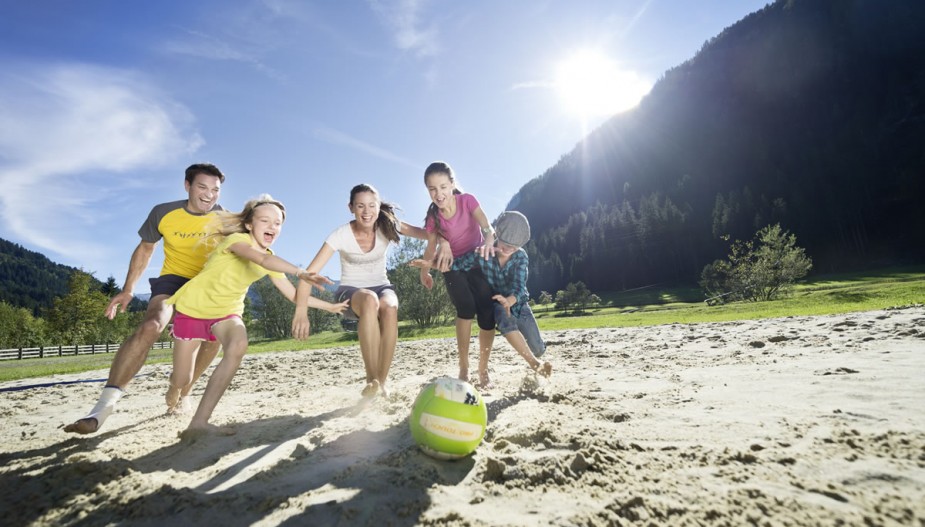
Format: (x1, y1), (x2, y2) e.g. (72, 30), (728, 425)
(165, 385), (181, 411)
(167, 396), (192, 416)
(458, 367), (469, 382)
(63, 417), (99, 435)
(361, 379), (380, 398)
(478, 370), (494, 390)
(179, 423), (235, 440)
(379, 383), (391, 400)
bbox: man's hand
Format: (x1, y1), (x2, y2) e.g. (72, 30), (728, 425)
(105, 291), (135, 320)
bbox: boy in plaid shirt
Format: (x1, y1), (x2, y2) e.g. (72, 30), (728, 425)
(454, 211), (552, 385)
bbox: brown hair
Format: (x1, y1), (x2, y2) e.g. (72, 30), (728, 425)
(350, 184), (400, 243)
(423, 161), (462, 236)
(185, 163), (226, 184)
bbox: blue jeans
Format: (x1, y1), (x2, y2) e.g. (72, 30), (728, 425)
(494, 303), (545, 358)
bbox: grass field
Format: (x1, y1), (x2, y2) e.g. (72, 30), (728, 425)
(2, 266), (922, 383)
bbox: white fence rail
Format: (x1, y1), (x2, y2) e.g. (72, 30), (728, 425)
(0, 341), (173, 361)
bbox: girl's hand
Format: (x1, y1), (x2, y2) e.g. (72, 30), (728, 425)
(411, 257), (452, 273)
(297, 269), (334, 289)
(291, 313), (311, 340)
(328, 300), (350, 315)
(408, 259), (432, 269)
(478, 233), (496, 260)
(435, 240), (453, 272)
(492, 294), (513, 317)
(419, 268), (434, 290)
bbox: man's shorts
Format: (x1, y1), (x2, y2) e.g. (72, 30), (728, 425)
(172, 311), (239, 341)
(149, 274), (191, 298)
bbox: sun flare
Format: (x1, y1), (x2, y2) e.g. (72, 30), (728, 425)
(554, 49), (652, 119)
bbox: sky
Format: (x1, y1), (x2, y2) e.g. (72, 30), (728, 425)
(0, 0), (770, 294)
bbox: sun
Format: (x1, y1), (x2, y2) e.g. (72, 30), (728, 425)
(554, 49), (651, 119)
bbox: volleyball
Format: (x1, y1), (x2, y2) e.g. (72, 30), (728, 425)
(409, 377), (488, 460)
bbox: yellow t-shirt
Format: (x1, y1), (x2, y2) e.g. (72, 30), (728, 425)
(167, 232), (284, 319)
(138, 200), (224, 279)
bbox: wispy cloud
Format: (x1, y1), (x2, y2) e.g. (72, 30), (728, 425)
(160, 27), (285, 81)
(261, 0), (381, 58)
(0, 62), (203, 269)
(160, 1), (379, 80)
(162, 28), (256, 62)
(510, 80), (556, 91)
(621, 0), (654, 41)
(312, 126), (418, 169)
(367, 0), (439, 58)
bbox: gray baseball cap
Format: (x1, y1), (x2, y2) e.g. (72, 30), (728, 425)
(494, 211), (531, 247)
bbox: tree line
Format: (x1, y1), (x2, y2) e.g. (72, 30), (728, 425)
(0, 238), (106, 316)
(0, 235), (612, 348)
(0, 271), (144, 349)
(1, 221), (810, 349)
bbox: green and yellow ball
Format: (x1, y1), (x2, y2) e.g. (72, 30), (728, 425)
(410, 377), (488, 460)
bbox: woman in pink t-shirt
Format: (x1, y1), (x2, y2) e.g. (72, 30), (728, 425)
(418, 161), (499, 388)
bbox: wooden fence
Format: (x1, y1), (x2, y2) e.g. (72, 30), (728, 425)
(0, 341), (173, 361)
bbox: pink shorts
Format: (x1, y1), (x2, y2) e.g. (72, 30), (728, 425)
(172, 311), (240, 341)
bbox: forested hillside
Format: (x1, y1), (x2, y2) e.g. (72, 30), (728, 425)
(509, 0), (925, 295)
(0, 238), (105, 315)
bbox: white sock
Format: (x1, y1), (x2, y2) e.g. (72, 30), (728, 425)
(83, 386), (123, 428)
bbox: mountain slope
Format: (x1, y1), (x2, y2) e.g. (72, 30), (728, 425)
(0, 238), (105, 315)
(509, 0), (925, 294)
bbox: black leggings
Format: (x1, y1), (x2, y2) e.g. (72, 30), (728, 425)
(443, 267), (495, 331)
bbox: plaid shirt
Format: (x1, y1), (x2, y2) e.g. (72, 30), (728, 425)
(455, 249), (530, 317)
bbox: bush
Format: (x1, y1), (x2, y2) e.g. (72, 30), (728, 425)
(554, 281), (600, 314)
(388, 238), (454, 328)
(701, 224), (812, 303)
(0, 301), (49, 348)
(245, 276), (342, 340)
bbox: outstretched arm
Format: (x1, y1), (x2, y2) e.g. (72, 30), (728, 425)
(417, 231), (439, 290)
(400, 221), (453, 271)
(271, 275), (298, 302)
(228, 242), (332, 288)
(106, 240), (157, 320)
(398, 221), (427, 240)
(292, 243), (336, 340)
(271, 275), (348, 313)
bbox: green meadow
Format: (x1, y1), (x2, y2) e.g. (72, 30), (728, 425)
(1, 266), (922, 383)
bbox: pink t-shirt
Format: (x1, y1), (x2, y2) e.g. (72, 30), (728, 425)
(425, 193), (484, 258)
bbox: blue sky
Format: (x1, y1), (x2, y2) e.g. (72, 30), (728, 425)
(0, 1), (769, 294)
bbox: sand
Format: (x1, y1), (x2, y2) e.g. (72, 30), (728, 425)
(1, 306), (924, 526)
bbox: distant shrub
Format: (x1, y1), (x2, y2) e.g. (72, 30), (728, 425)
(701, 224), (812, 303)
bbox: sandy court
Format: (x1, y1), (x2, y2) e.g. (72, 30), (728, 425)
(1, 307), (924, 526)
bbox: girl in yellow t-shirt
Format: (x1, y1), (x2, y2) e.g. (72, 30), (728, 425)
(166, 194), (347, 437)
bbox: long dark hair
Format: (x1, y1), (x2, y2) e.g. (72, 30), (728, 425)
(350, 184), (400, 243)
(423, 161), (462, 236)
